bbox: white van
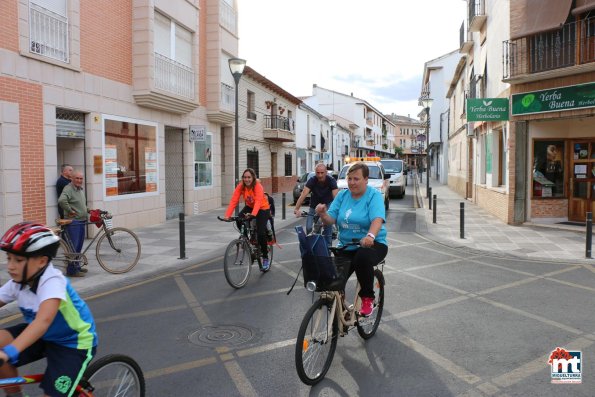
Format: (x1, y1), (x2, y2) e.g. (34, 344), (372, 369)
(380, 159), (406, 199)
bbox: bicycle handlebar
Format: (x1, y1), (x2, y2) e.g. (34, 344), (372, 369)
(217, 215), (252, 222)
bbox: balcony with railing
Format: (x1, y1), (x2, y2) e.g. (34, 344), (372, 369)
(220, 0), (238, 35)
(263, 115), (295, 142)
(503, 17), (595, 82)
(468, 0), (486, 32)
(154, 53), (195, 99)
(29, 3), (69, 62)
(134, 52), (198, 114)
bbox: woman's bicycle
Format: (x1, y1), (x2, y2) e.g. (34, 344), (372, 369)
(294, 241), (385, 385)
(52, 210), (141, 274)
(217, 216), (274, 289)
(0, 353), (145, 396)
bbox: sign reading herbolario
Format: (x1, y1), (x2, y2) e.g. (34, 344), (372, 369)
(466, 98), (509, 121)
(512, 82), (595, 115)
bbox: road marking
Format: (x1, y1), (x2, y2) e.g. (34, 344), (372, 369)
(143, 356), (218, 379)
(96, 304), (187, 323)
(223, 361), (259, 397)
(383, 296), (470, 322)
(236, 338), (296, 357)
(475, 296), (583, 335)
(491, 336), (593, 388)
(380, 324), (483, 385)
(174, 275), (211, 325)
(203, 288), (289, 305)
(173, 275), (258, 396)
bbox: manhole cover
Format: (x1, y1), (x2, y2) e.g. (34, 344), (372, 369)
(188, 324), (256, 348)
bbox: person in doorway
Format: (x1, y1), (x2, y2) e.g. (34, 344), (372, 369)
(55, 164), (73, 218)
(294, 163), (338, 247)
(58, 171), (89, 277)
(223, 169), (272, 271)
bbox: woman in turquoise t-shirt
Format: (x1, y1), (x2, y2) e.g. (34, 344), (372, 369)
(315, 162), (388, 317)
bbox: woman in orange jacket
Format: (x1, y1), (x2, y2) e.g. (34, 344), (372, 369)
(224, 168), (272, 270)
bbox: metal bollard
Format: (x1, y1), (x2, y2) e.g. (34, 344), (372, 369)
(460, 202), (465, 239)
(282, 193), (286, 220)
(178, 212), (187, 259)
(428, 187), (432, 207)
(433, 195), (437, 224)
(587, 212), (592, 258)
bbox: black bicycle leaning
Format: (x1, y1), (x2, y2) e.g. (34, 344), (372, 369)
(294, 240), (385, 385)
(217, 216), (274, 289)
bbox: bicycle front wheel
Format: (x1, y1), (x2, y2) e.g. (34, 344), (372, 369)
(356, 268), (385, 339)
(223, 239), (252, 288)
(82, 354), (145, 397)
(96, 228), (141, 274)
(295, 298), (338, 385)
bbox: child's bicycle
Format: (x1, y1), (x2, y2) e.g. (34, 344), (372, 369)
(217, 216), (274, 289)
(0, 353), (145, 396)
(294, 240), (385, 385)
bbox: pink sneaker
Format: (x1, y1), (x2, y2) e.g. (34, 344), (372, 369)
(359, 297), (374, 317)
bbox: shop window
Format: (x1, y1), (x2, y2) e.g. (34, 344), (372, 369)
(194, 134), (212, 187)
(532, 140), (564, 198)
(104, 117), (158, 197)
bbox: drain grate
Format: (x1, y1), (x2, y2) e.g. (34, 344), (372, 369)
(188, 324), (256, 348)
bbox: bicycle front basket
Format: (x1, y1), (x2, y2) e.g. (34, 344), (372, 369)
(104, 218), (113, 230)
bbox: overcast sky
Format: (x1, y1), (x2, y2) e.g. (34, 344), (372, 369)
(237, 0), (466, 119)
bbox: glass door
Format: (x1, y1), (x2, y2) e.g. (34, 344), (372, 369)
(569, 141), (595, 222)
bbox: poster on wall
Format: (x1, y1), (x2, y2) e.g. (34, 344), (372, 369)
(105, 144), (118, 196)
(145, 147), (157, 192)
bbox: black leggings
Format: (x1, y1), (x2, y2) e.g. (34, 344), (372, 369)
(336, 242), (388, 298)
(239, 206), (271, 259)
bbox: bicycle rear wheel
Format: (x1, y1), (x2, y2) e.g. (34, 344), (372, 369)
(96, 228), (141, 274)
(53, 239), (72, 275)
(256, 243), (274, 272)
(82, 354), (145, 397)
(356, 268), (385, 339)
(295, 298), (338, 385)
(223, 238), (252, 288)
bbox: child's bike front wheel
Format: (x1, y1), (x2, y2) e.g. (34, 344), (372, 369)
(82, 354), (145, 397)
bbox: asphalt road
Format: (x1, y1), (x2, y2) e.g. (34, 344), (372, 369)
(5, 192), (595, 396)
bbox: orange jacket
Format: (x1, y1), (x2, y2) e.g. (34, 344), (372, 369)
(225, 181), (270, 218)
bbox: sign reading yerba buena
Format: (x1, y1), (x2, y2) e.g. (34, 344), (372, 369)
(466, 98), (509, 121)
(512, 82), (595, 115)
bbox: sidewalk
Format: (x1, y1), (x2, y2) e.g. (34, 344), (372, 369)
(0, 193), (303, 318)
(413, 173), (595, 264)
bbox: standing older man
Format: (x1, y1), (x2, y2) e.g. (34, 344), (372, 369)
(56, 164), (73, 218)
(294, 162), (339, 246)
(58, 170), (89, 277)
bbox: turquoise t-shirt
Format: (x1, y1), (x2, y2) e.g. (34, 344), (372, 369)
(327, 187), (387, 250)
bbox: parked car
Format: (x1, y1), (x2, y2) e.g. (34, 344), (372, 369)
(380, 159), (406, 199)
(336, 157), (390, 210)
(293, 171), (315, 204)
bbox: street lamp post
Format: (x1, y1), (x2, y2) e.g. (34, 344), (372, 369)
(329, 120), (336, 171)
(229, 58), (246, 216)
(420, 97), (433, 198)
